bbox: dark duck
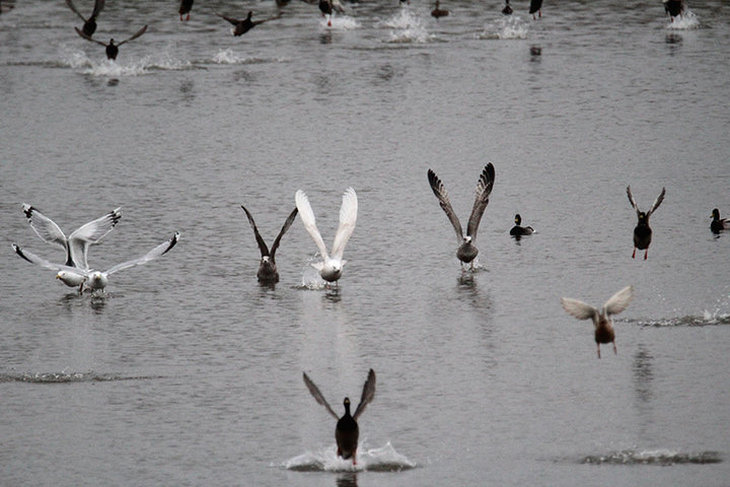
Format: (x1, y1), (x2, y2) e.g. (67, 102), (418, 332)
(179, 0), (193, 21)
(509, 214), (534, 238)
(240, 205), (298, 284)
(626, 185), (665, 260)
(66, 0), (105, 37)
(431, 1), (449, 19)
(711, 208), (729, 234)
(75, 24), (147, 60)
(215, 10), (283, 36)
(303, 369), (376, 465)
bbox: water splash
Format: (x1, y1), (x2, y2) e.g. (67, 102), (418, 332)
(381, 9), (431, 44)
(479, 15), (529, 40)
(581, 449), (721, 466)
(631, 311), (730, 328)
(665, 9), (700, 30)
(0, 371), (163, 384)
(322, 15), (361, 30)
(283, 442), (416, 472)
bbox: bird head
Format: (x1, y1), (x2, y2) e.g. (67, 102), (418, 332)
(711, 208), (720, 220)
(514, 214), (521, 225)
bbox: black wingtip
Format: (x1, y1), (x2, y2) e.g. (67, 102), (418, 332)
(162, 232), (180, 255)
(12, 243), (33, 264)
(22, 204), (34, 219)
(427, 169), (442, 196)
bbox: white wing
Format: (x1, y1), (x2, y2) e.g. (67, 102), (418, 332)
(560, 297), (598, 321)
(295, 190), (329, 260)
(67, 207), (122, 269)
(106, 232), (179, 276)
(331, 187), (357, 260)
(602, 285), (634, 316)
(12, 243), (84, 275)
(22, 204), (68, 251)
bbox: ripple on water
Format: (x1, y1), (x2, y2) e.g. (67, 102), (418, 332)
(580, 449), (722, 466)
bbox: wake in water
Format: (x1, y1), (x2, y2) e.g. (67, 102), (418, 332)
(665, 9), (700, 30)
(478, 14), (529, 40)
(380, 8), (432, 44)
(0, 371), (163, 384)
(580, 448), (721, 466)
(630, 310), (730, 328)
(283, 441), (416, 472)
(60, 47), (195, 77)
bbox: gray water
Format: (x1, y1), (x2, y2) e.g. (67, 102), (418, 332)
(1, 0), (729, 485)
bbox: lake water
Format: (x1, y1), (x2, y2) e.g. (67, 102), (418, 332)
(1, 0), (729, 485)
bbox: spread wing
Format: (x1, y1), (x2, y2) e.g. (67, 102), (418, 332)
(22, 204), (68, 251)
(68, 207), (122, 270)
(117, 24), (147, 46)
(65, 0), (87, 22)
(215, 12), (241, 26)
(331, 0), (346, 13)
(353, 368), (376, 420)
(90, 0), (105, 20)
(626, 185), (640, 216)
(270, 207), (298, 259)
(75, 27), (107, 46)
(560, 297), (598, 321)
(303, 372), (339, 420)
(602, 285), (634, 316)
(465, 163), (495, 241)
(254, 12), (283, 25)
(105, 232), (179, 276)
(331, 187), (357, 260)
(428, 169), (463, 243)
(241, 205), (270, 257)
(12, 244), (81, 275)
(648, 187), (665, 216)
(295, 190), (329, 260)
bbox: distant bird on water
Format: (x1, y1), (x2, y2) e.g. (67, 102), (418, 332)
(711, 208), (729, 234)
(295, 187), (358, 284)
(431, 1), (449, 19)
(240, 205), (298, 283)
(303, 369), (376, 465)
(427, 164), (495, 270)
(529, 0), (542, 19)
(215, 10), (283, 36)
(502, 0), (513, 15)
(627, 185), (665, 260)
(663, 0), (685, 20)
(179, 0), (193, 21)
(75, 24), (148, 60)
(66, 0), (105, 37)
(561, 286), (634, 359)
(0, 0), (16, 15)
(509, 214), (534, 238)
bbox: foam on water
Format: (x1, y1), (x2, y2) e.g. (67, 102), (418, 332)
(321, 15), (361, 30)
(283, 442), (416, 472)
(478, 15), (529, 40)
(665, 9), (700, 30)
(630, 310), (730, 328)
(580, 448), (722, 466)
(0, 371), (163, 384)
(381, 8), (431, 44)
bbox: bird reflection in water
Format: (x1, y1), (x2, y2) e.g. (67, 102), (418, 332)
(336, 471), (358, 487)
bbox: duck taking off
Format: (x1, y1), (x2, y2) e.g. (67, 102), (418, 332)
(711, 208), (729, 234)
(240, 205), (298, 283)
(215, 10), (283, 36)
(529, 0), (543, 19)
(626, 186), (665, 260)
(303, 369), (376, 465)
(663, 0), (685, 20)
(427, 164), (495, 269)
(66, 0), (105, 37)
(561, 286), (634, 359)
(75, 24), (147, 60)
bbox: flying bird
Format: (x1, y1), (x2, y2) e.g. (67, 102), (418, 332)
(215, 10), (282, 36)
(427, 164), (495, 269)
(75, 24), (148, 60)
(509, 214), (534, 238)
(431, 0), (449, 19)
(295, 187), (358, 284)
(22, 204), (121, 270)
(502, 0), (513, 15)
(12, 232), (179, 294)
(240, 205), (298, 283)
(179, 0), (193, 21)
(627, 186), (665, 260)
(663, 0), (684, 20)
(529, 0), (543, 19)
(303, 369), (376, 465)
(561, 286), (634, 359)
(66, 0), (105, 37)
(710, 208), (729, 234)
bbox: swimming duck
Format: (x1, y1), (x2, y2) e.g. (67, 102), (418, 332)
(303, 369), (376, 465)
(711, 208), (729, 234)
(663, 0), (684, 20)
(215, 10), (282, 36)
(179, 0), (193, 21)
(502, 0), (513, 15)
(66, 0), (105, 37)
(529, 0), (542, 19)
(509, 214), (534, 237)
(240, 205), (298, 283)
(561, 285), (634, 359)
(627, 186), (665, 260)
(431, 1), (449, 19)
(428, 164), (495, 269)
(75, 24), (147, 60)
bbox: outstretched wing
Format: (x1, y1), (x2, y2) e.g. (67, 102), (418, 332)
(12, 244), (81, 275)
(215, 12), (241, 26)
(68, 207), (122, 270)
(602, 285), (634, 316)
(465, 163), (495, 241)
(75, 27), (107, 46)
(353, 368), (376, 420)
(65, 0), (87, 22)
(117, 24), (148, 46)
(106, 231), (179, 275)
(648, 187), (665, 216)
(295, 190), (329, 260)
(560, 297), (598, 321)
(302, 372), (339, 420)
(427, 169), (464, 243)
(254, 12), (283, 25)
(331, 0), (346, 13)
(241, 205), (270, 257)
(331, 187), (357, 260)
(270, 207), (298, 259)
(22, 204), (68, 251)
(90, 0), (105, 20)
(626, 185), (640, 216)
